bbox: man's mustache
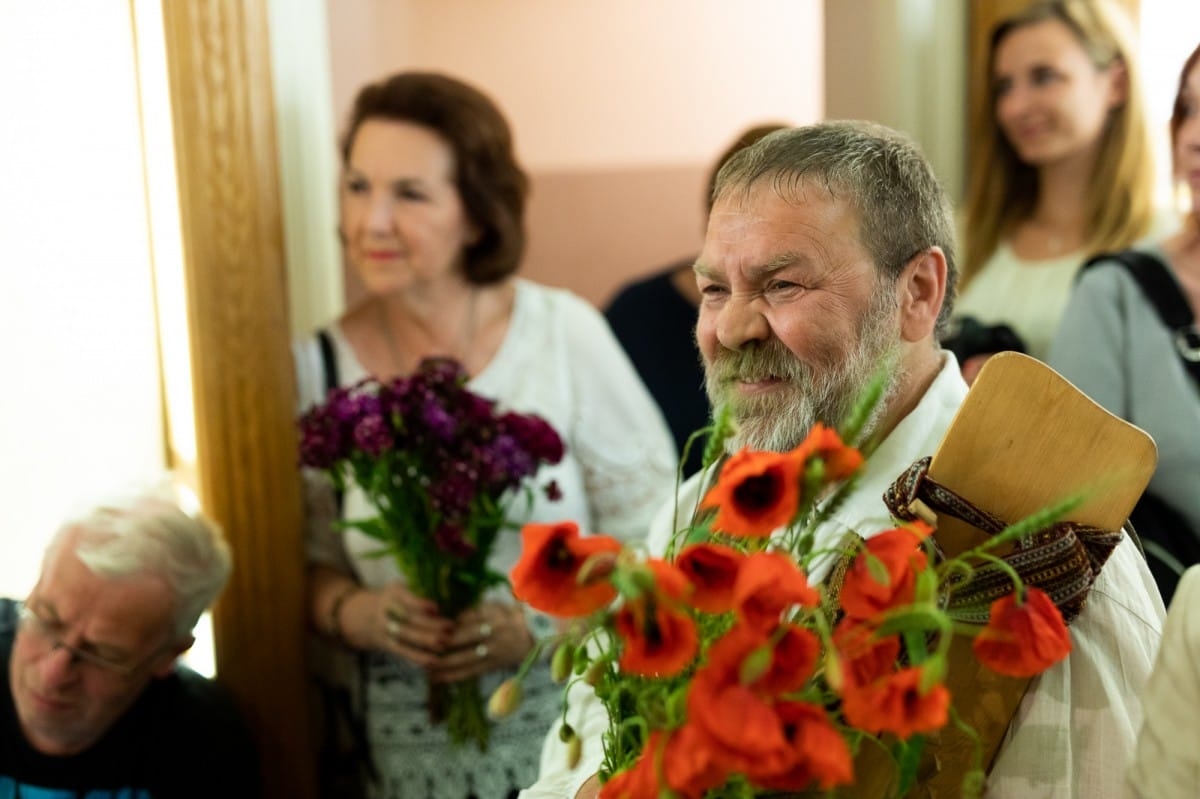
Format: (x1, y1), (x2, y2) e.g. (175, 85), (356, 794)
(707, 341), (806, 384)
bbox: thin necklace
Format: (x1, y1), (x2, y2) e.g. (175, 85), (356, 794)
(377, 288), (479, 375)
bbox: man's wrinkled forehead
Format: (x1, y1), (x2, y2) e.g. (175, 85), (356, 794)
(712, 173), (847, 215)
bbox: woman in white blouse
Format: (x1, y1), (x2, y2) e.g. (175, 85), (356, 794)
(294, 71), (677, 799)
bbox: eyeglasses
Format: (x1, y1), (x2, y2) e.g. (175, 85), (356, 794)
(16, 603), (159, 678)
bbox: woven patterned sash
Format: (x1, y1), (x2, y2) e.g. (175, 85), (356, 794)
(884, 456), (1123, 624)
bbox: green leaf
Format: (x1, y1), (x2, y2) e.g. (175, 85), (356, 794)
(894, 735), (926, 795)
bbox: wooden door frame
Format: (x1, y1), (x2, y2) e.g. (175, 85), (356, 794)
(158, 2), (316, 796)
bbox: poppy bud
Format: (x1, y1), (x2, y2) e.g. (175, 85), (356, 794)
(487, 678), (523, 719)
(962, 768), (985, 799)
(551, 643), (575, 682)
(576, 551), (618, 586)
(559, 722), (576, 743)
(584, 658), (608, 686)
(824, 648), (844, 693)
(566, 731), (583, 770)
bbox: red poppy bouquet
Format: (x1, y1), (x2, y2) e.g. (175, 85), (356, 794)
(503, 406), (1074, 797)
(297, 356), (564, 749)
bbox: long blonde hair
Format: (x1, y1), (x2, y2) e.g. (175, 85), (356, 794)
(961, 0), (1155, 288)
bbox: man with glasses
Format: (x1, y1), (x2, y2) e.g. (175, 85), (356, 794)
(1, 491), (259, 797)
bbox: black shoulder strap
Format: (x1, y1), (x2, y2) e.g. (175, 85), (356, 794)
(316, 329), (340, 394)
(1082, 250), (1200, 386)
(315, 329), (345, 516)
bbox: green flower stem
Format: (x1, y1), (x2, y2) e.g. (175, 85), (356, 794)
(431, 679), (490, 751)
(948, 704), (985, 799)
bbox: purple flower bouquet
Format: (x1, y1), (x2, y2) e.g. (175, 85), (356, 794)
(298, 356), (564, 749)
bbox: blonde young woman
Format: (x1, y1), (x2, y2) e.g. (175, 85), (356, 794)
(293, 72), (677, 799)
(953, 0), (1160, 380)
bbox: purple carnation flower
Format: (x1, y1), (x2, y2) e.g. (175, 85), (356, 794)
(433, 522), (476, 559)
(297, 412), (345, 469)
(431, 471), (476, 517)
(501, 412), (565, 464)
(353, 413), (393, 458)
(422, 399), (457, 441)
(482, 433), (535, 485)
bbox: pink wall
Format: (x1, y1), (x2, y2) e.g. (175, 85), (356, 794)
(326, 1), (824, 307)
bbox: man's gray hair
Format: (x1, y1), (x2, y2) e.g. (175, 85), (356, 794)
(47, 492), (233, 640)
(712, 120), (958, 335)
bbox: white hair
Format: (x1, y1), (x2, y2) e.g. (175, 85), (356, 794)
(46, 489), (232, 640)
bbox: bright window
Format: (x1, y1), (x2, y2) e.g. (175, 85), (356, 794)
(1140, 2), (1200, 208)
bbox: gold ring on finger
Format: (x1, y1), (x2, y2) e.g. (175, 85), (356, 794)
(386, 618), (401, 638)
(478, 621), (492, 638)
(475, 643), (488, 660)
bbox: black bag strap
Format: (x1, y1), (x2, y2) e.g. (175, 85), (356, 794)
(316, 328), (340, 394)
(315, 329), (345, 516)
(1082, 250), (1200, 386)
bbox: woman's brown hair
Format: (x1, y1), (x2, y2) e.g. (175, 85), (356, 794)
(341, 71), (529, 284)
(1170, 42), (1200, 169)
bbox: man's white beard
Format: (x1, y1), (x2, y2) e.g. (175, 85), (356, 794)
(705, 297), (902, 454)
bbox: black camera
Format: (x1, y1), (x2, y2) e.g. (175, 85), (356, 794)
(940, 316), (1027, 363)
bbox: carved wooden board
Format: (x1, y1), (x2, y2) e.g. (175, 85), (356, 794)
(928, 351), (1157, 559)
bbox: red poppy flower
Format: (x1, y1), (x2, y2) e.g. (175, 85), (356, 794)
(599, 731), (665, 799)
(749, 701), (855, 792)
(510, 521), (622, 617)
(676, 543), (744, 613)
(705, 623), (819, 696)
(614, 561), (699, 677)
(973, 587), (1072, 677)
(661, 724), (729, 798)
(644, 557), (692, 601)
(838, 523), (932, 620)
(832, 618), (901, 689)
(841, 665), (949, 740)
(733, 551), (819, 632)
(688, 659), (852, 793)
(792, 423), (864, 482)
(686, 665), (800, 778)
(603, 725), (733, 799)
(760, 624), (821, 693)
(701, 448), (804, 537)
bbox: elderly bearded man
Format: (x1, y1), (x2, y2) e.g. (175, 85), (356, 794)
(520, 121), (1164, 799)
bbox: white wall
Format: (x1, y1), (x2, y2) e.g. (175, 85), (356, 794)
(326, 0), (823, 170)
(268, 0), (344, 335)
(316, 1), (824, 306)
(1140, 2), (1200, 209)
(0, 3), (167, 597)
